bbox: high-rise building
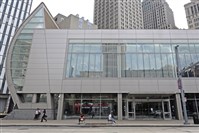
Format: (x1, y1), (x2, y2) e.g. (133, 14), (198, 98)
(142, 0), (177, 29)
(94, 0), (143, 29)
(0, 0), (33, 115)
(54, 14), (97, 29)
(184, 0), (199, 29)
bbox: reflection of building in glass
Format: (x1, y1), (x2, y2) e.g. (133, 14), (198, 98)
(0, 0), (33, 115)
(54, 14), (97, 29)
(5, 3), (199, 121)
(184, 0), (199, 29)
(181, 64), (199, 77)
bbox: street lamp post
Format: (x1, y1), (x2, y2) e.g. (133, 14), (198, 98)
(175, 45), (189, 124)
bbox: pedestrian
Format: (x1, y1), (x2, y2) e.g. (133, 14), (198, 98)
(111, 112), (116, 124)
(41, 109), (47, 122)
(34, 108), (41, 120)
(108, 112), (116, 124)
(91, 110), (95, 119)
(78, 113), (85, 124)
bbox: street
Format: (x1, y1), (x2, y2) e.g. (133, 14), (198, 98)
(1, 127), (199, 133)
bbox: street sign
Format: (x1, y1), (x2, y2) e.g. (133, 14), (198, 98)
(177, 78), (182, 89)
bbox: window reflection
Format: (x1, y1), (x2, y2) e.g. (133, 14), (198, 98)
(63, 94), (117, 119)
(66, 40), (199, 78)
(10, 8), (45, 92)
(18, 94), (33, 103)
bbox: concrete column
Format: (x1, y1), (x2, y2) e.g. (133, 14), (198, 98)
(57, 94), (64, 120)
(47, 93), (52, 109)
(125, 100), (128, 119)
(117, 93), (122, 120)
(175, 93), (183, 120)
(32, 94), (37, 103)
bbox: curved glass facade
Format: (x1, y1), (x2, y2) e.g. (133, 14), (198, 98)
(10, 9), (44, 91)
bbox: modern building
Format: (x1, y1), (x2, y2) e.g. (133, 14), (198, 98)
(0, 0), (33, 115)
(184, 0), (199, 29)
(5, 3), (199, 121)
(142, 0), (177, 29)
(54, 14), (97, 29)
(93, 0), (143, 29)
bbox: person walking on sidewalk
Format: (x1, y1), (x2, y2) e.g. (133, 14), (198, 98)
(41, 109), (47, 122)
(108, 112), (116, 124)
(34, 108), (41, 120)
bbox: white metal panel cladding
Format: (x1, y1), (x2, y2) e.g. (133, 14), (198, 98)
(14, 29), (199, 94)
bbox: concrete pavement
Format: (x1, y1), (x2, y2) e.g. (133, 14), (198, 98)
(1, 119), (199, 127)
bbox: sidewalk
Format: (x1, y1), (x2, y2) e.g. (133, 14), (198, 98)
(1, 119), (199, 127)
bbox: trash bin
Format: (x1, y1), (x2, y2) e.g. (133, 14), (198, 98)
(193, 113), (199, 124)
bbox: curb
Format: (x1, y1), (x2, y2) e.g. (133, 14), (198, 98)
(1, 124), (199, 128)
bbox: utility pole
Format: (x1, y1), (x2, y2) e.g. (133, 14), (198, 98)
(175, 45), (189, 124)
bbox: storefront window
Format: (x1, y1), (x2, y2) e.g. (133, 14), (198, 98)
(63, 94), (117, 119)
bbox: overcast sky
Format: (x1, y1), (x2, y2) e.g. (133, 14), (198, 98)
(31, 0), (190, 29)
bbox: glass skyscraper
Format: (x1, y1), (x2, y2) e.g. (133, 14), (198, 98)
(0, 0), (33, 114)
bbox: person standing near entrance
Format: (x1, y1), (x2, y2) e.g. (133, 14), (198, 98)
(41, 109), (47, 122)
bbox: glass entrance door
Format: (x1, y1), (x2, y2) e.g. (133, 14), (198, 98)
(135, 101), (162, 120)
(124, 99), (172, 120)
(127, 100), (135, 119)
(162, 100), (172, 120)
(126, 99), (172, 120)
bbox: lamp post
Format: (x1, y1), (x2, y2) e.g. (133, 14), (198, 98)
(175, 45), (189, 124)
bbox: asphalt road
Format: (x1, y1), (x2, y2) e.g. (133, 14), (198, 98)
(1, 127), (199, 133)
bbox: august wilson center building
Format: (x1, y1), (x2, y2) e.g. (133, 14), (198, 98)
(5, 3), (199, 120)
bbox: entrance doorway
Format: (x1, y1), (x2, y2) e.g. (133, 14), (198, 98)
(126, 99), (172, 120)
(127, 100), (135, 119)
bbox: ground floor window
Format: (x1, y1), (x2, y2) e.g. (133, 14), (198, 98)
(60, 93), (199, 120)
(63, 93), (117, 119)
(122, 94), (174, 120)
(185, 93), (199, 118)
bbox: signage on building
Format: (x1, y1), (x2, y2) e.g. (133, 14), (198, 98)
(177, 78), (182, 89)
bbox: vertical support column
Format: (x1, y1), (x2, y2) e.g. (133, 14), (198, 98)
(168, 100), (172, 119)
(133, 100), (136, 119)
(117, 45), (121, 78)
(47, 93), (52, 109)
(117, 93), (122, 120)
(125, 100), (128, 119)
(57, 93), (64, 120)
(32, 94), (37, 103)
(162, 101), (165, 120)
(175, 93), (183, 120)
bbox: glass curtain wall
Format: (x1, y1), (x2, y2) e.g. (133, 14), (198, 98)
(66, 39), (181, 78)
(66, 39), (199, 78)
(10, 9), (44, 91)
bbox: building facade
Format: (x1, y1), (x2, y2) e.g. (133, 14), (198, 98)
(5, 3), (199, 121)
(184, 0), (199, 29)
(54, 14), (97, 29)
(142, 0), (177, 29)
(0, 0), (33, 114)
(94, 0), (143, 29)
